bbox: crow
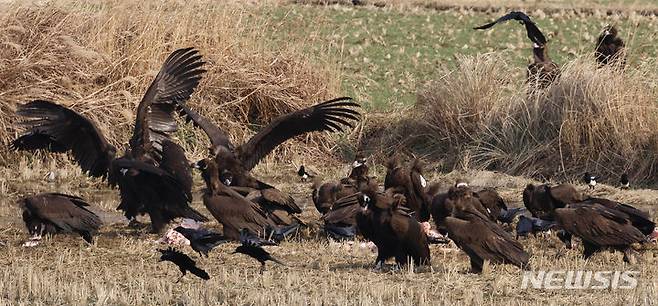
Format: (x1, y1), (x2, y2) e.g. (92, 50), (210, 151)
(233, 228), (284, 273)
(174, 226), (228, 257)
(516, 215), (557, 238)
(158, 247), (210, 282)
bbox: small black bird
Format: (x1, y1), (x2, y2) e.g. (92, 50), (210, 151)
(583, 172), (597, 190)
(297, 165), (315, 182)
(620, 173), (630, 190)
(174, 226), (228, 257)
(233, 228), (284, 273)
(516, 215), (557, 238)
(158, 247), (210, 282)
(497, 207), (526, 224)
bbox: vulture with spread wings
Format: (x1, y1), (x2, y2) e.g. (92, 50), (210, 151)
(177, 97), (360, 186)
(12, 47), (208, 232)
(474, 11), (559, 88)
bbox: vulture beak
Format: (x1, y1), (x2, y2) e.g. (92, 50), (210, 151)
(119, 168), (128, 176)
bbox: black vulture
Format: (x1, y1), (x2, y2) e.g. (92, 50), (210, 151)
(384, 156), (432, 222)
(473, 11), (559, 87)
(554, 203), (646, 263)
(355, 184), (431, 269)
(11, 47), (208, 232)
(19, 193), (102, 243)
(595, 25), (626, 67)
(438, 187), (530, 273)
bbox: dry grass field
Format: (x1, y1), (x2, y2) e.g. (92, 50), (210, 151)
(1, 0), (657, 305)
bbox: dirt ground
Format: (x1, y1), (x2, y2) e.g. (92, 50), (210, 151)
(1, 163), (656, 305)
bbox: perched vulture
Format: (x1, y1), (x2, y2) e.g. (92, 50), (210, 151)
(12, 48), (208, 232)
(554, 203), (646, 263)
(230, 185), (303, 228)
(233, 228), (284, 274)
(321, 192), (362, 239)
(473, 188), (508, 222)
(19, 193), (102, 243)
(474, 11), (559, 87)
(439, 187), (530, 273)
(384, 156), (432, 222)
(595, 25), (625, 68)
(158, 247), (210, 282)
(355, 184), (431, 268)
(523, 183), (582, 221)
(194, 158), (277, 241)
(431, 185), (498, 227)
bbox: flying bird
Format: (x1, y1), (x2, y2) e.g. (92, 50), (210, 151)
(11, 47), (208, 232)
(473, 11), (546, 46)
(233, 228), (285, 273)
(473, 11), (559, 88)
(174, 226), (228, 257)
(595, 25), (626, 68)
(19, 193), (102, 244)
(158, 247), (210, 282)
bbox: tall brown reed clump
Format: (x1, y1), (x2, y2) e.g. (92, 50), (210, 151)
(416, 53), (658, 185)
(0, 0), (342, 166)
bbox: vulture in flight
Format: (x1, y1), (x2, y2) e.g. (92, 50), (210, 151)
(554, 203), (646, 263)
(595, 25), (625, 68)
(176, 96), (360, 197)
(19, 193), (102, 243)
(12, 47), (208, 232)
(355, 183), (431, 269)
(435, 187), (530, 273)
(474, 11), (559, 87)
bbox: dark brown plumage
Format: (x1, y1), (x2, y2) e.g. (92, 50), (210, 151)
(473, 188), (508, 222)
(158, 247), (210, 282)
(523, 183), (582, 221)
(439, 187), (530, 273)
(579, 197), (654, 236)
(312, 180), (358, 215)
(384, 157), (432, 222)
(595, 25), (625, 68)
(11, 48), (207, 232)
(431, 186), (496, 227)
(554, 203), (646, 263)
(473, 11), (559, 87)
(196, 158), (275, 240)
(178, 97), (360, 216)
(19, 193), (102, 243)
(232, 185), (303, 227)
(355, 185), (430, 268)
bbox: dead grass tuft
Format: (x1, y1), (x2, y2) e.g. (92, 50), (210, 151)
(415, 53), (658, 185)
(0, 0), (342, 167)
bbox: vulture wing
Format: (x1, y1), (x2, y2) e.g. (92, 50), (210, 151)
(129, 47), (206, 160)
(12, 100), (116, 179)
(236, 97), (360, 171)
(176, 102), (234, 153)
